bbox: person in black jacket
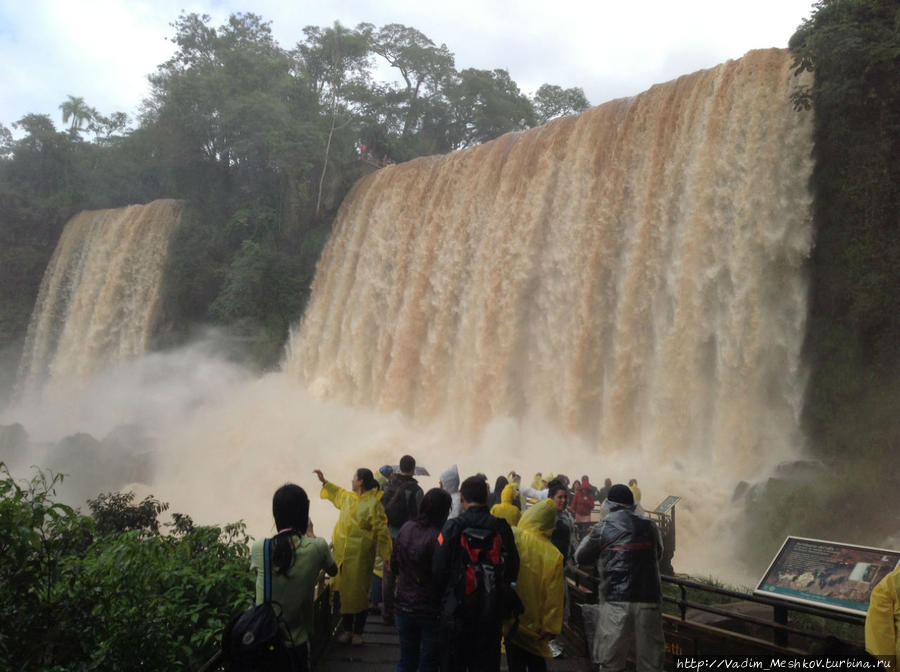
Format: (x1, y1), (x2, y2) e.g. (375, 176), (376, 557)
(432, 475), (520, 672)
(382, 454), (425, 625)
(391, 488), (452, 672)
(574, 484), (665, 672)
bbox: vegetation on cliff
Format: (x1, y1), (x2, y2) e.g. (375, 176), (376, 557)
(740, 0), (899, 567)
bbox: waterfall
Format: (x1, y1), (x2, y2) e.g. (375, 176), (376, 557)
(286, 49), (815, 480)
(16, 199), (181, 400)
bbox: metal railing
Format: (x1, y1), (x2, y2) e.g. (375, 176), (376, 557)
(564, 565), (866, 658)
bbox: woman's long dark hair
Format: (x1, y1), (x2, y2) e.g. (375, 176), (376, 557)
(356, 468), (379, 492)
(489, 476), (508, 507)
(271, 483), (309, 575)
(416, 488), (452, 528)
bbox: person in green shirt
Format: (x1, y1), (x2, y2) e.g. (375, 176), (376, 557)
(250, 483), (337, 672)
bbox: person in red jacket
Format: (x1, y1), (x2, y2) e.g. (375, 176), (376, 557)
(571, 476), (595, 542)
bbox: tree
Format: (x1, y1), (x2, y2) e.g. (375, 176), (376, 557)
(0, 123), (12, 159)
(294, 22), (371, 101)
(8, 113), (80, 203)
(294, 22), (371, 215)
(145, 12), (312, 209)
(532, 83), (591, 124)
(86, 111), (130, 144)
(87, 491), (169, 536)
(349, 23), (459, 159)
(450, 68), (536, 147)
(59, 95), (96, 137)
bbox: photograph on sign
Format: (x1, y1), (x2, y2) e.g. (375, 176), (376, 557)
(754, 536), (900, 615)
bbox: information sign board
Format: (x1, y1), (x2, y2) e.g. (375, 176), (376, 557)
(653, 495), (681, 515)
(754, 536), (900, 615)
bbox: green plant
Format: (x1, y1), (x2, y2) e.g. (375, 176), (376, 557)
(0, 463), (254, 671)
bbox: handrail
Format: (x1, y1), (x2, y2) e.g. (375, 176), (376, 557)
(661, 575), (866, 626)
(663, 595), (843, 643)
(565, 565), (865, 654)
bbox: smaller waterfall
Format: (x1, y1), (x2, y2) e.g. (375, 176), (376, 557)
(15, 199), (182, 400)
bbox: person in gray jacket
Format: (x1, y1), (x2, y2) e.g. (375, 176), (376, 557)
(439, 464), (462, 519)
(574, 484), (665, 672)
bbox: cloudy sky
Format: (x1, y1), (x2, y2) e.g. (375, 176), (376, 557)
(0, 0), (815, 131)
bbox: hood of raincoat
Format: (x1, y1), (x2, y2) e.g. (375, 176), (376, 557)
(500, 483), (517, 505)
(604, 499), (636, 513)
(518, 499), (556, 537)
(441, 464), (460, 494)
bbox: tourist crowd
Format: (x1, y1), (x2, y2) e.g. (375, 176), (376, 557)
(236, 453), (665, 672)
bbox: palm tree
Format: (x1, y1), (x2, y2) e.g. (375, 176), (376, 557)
(59, 95), (94, 135)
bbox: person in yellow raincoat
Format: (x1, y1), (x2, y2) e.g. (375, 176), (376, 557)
(314, 467), (392, 645)
(491, 483), (522, 527)
(866, 564), (900, 670)
(504, 498), (564, 672)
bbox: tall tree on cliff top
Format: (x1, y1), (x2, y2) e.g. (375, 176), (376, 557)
(145, 11), (319, 225)
(451, 68), (536, 147)
(357, 22), (457, 159)
(59, 95), (96, 137)
(294, 22), (371, 216)
(532, 84), (591, 124)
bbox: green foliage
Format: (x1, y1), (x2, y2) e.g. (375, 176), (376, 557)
(736, 460), (895, 574)
(452, 68), (537, 147)
(788, 0), (900, 461)
(533, 83), (591, 124)
(87, 491), (169, 536)
(59, 95), (97, 137)
(0, 462), (253, 671)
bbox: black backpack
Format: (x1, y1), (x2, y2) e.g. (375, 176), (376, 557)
(383, 478), (419, 529)
(447, 526), (507, 625)
(222, 538), (291, 671)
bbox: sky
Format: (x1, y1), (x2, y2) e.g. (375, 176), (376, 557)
(0, 0), (816, 131)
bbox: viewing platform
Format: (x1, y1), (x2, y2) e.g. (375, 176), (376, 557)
(317, 617), (591, 671)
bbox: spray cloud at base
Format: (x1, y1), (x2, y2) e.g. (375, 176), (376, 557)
(2, 337), (762, 586)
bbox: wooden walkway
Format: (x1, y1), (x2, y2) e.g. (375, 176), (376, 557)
(316, 615), (593, 671)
